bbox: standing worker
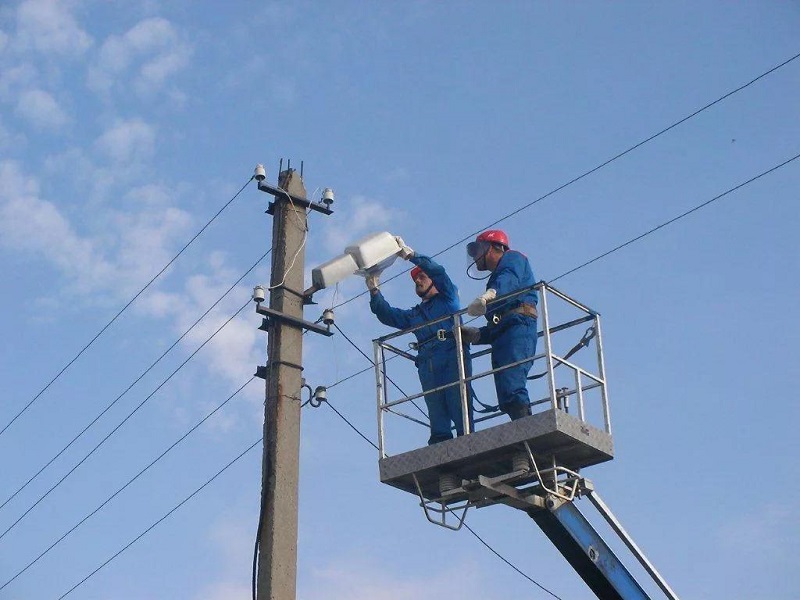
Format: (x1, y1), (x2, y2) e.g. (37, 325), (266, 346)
(461, 230), (538, 421)
(367, 237), (473, 445)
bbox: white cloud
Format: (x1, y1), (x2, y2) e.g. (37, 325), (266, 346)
(0, 160), (114, 294)
(196, 581), (251, 600)
(0, 159), (263, 426)
(193, 519), (492, 600)
(14, 0), (92, 57)
(192, 518), (253, 600)
(323, 196), (405, 255)
(113, 205), (192, 289)
(301, 558), (489, 600)
(0, 116), (25, 151)
(136, 265), (265, 414)
(15, 88), (68, 130)
(716, 502), (798, 561)
(0, 62), (37, 101)
(94, 119), (156, 164)
(88, 17), (192, 98)
(385, 167), (409, 183)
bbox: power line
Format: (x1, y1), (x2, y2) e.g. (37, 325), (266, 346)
(463, 522), (563, 600)
(0, 298), (252, 542)
(298, 150), (800, 598)
(322, 400), (379, 451)
(0, 377), (256, 592)
(0, 250), (270, 514)
(318, 374), (562, 599)
(40, 395), (559, 600)
(23, 142), (790, 595)
(550, 151), (800, 282)
(332, 322), (428, 419)
(320, 150), (800, 400)
(17, 51), (799, 594)
(332, 50), (800, 310)
(0, 175), (255, 439)
(54, 437), (262, 600)
(312, 151), (800, 597)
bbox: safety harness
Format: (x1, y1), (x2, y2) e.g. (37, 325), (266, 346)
(489, 302), (538, 325)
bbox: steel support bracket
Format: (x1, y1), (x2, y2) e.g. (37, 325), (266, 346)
(258, 181), (333, 216)
(468, 474), (547, 511)
(256, 304), (334, 337)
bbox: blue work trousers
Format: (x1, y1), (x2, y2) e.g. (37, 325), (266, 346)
(490, 315), (538, 410)
(417, 347), (473, 445)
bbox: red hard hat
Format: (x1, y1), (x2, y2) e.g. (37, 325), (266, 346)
(410, 266), (423, 280)
(467, 229), (510, 258)
(476, 229), (510, 248)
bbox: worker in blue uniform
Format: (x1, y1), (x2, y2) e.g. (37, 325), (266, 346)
(367, 237), (473, 444)
(461, 230), (538, 421)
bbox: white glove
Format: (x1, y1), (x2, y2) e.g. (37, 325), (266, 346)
(460, 326), (481, 344)
(394, 236), (415, 260)
(467, 288), (497, 316)
(366, 273), (380, 292)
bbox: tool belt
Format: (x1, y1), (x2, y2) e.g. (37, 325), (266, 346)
(491, 302), (537, 324)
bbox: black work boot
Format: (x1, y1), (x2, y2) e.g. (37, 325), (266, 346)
(505, 403), (532, 421)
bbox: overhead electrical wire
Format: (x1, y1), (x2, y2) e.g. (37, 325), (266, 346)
(322, 399), (380, 451)
(0, 250), (271, 514)
(332, 322), (428, 421)
(22, 150), (800, 599)
(311, 150), (800, 423)
(308, 150), (800, 597)
(44, 395), (560, 600)
(53, 437), (262, 600)
(312, 357), (562, 599)
(5, 180), (314, 532)
(0, 377), (256, 592)
(331, 50), (800, 310)
(8, 45), (796, 528)
(0, 175), (255, 439)
(0, 298), (253, 542)
(9, 51), (800, 598)
(5, 183), (315, 583)
(549, 152), (800, 282)
(463, 522), (563, 600)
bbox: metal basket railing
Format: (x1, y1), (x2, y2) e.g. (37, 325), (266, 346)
(373, 282), (610, 458)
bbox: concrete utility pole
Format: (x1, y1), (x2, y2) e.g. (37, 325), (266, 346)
(257, 168), (308, 600)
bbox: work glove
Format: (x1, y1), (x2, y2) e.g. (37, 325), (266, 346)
(459, 326), (481, 344)
(394, 236), (415, 260)
(467, 288), (497, 316)
(366, 273), (380, 292)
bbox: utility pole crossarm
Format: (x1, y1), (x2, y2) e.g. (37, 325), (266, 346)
(258, 181), (333, 215)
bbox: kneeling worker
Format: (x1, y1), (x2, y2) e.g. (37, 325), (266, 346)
(367, 238), (473, 445)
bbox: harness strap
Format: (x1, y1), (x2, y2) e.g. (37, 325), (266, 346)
(491, 302), (538, 324)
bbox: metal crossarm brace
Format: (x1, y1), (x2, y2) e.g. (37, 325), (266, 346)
(256, 304), (334, 337)
(258, 181), (333, 215)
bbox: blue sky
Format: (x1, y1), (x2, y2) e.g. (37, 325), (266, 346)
(0, 1), (798, 599)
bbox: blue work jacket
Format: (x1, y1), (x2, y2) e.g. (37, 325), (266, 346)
(369, 255), (460, 361)
(484, 250), (538, 322)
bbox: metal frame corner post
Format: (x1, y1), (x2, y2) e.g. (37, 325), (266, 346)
(258, 170), (308, 600)
(453, 314), (472, 435)
(374, 340), (388, 458)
